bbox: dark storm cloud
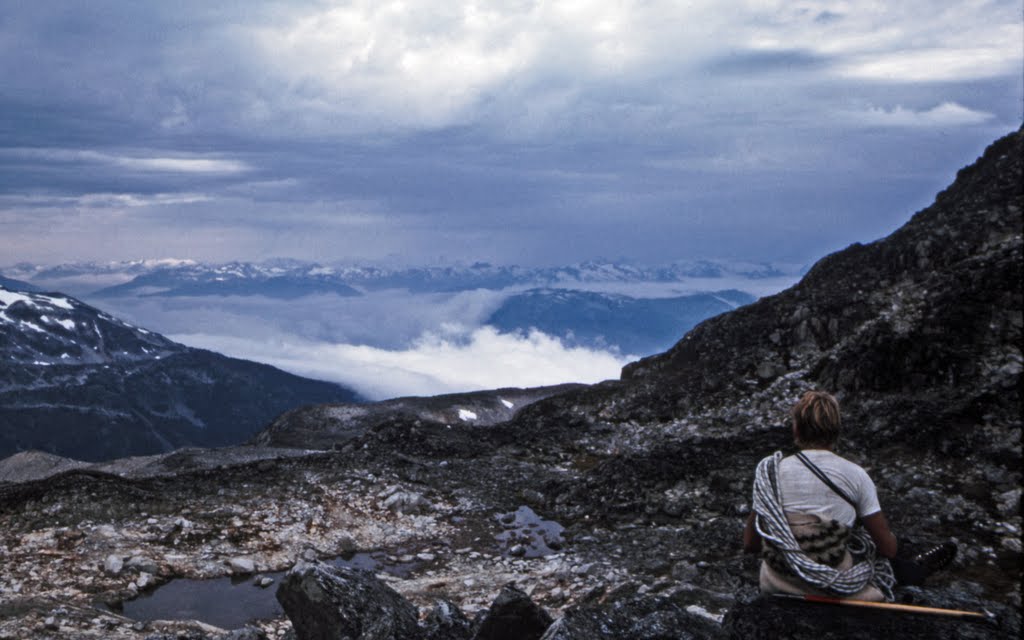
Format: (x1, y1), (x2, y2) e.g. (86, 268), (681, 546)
(0, 1), (1020, 266)
(703, 49), (830, 75)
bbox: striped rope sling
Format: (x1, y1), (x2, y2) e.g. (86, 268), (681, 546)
(753, 452), (895, 600)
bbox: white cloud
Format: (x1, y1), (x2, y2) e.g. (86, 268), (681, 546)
(155, 0), (1018, 138)
(170, 325), (632, 400)
(0, 192), (213, 209)
(742, 2), (1022, 84)
(201, 0), (735, 134)
(853, 102), (995, 127)
(840, 46), (1020, 83)
(114, 157), (249, 174)
(1, 148), (251, 174)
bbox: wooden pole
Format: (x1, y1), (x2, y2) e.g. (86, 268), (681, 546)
(772, 593), (991, 619)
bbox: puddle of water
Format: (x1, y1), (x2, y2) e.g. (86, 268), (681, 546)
(114, 551), (424, 629)
(495, 505), (565, 558)
(115, 571), (286, 630)
(330, 550), (423, 578)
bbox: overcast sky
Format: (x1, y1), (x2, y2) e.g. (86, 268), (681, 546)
(1, 0), (1020, 268)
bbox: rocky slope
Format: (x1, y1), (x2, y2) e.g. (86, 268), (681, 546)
(0, 127), (1019, 639)
(0, 287), (360, 460)
(253, 385), (582, 450)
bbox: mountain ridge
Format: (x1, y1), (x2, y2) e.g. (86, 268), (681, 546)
(0, 285), (361, 461)
(486, 288), (756, 355)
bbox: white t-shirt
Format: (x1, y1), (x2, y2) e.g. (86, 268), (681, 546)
(775, 449), (881, 527)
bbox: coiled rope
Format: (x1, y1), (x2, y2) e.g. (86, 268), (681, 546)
(753, 451), (895, 600)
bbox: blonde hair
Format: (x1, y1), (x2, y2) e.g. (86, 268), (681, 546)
(791, 390), (841, 448)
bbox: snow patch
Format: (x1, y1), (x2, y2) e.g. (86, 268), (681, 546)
(500, 398), (514, 409)
(458, 409), (478, 422)
(0, 289), (35, 308)
(40, 295), (73, 310)
(38, 315), (77, 330)
(712, 295), (741, 309)
(0, 288), (75, 311)
(20, 321), (46, 333)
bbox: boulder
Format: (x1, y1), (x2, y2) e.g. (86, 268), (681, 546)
(384, 491), (431, 515)
(228, 557), (256, 575)
(103, 554), (123, 576)
(125, 555), (160, 574)
(276, 560), (420, 640)
(423, 600), (476, 640)
(474, 583), (553, 640)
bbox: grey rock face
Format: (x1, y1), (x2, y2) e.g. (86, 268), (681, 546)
(276, 561), (420, 640)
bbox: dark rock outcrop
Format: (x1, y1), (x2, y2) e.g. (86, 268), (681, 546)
(254, 385), (581, 451)
(276, 570), (556, 640)
(722, 591), (1019, 640)
(606, 127), (1022, 433)
(276, 561), (420, 640)
(473, 584), (553, 640)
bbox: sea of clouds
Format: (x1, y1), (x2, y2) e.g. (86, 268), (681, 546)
(93, 288), (633, 400)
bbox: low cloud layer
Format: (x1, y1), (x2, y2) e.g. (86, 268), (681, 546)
(172, 325), (632, 400)
(96, 289), (510, 350)
(853, 102), (995, 128)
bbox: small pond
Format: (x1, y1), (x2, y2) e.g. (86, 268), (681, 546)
(114, 551), (423, 630)
(495, 505), (565, 558)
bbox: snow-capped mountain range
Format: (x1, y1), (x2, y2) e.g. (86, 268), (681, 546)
(0, 287), (180, 366)
(3, 258), (803, 299)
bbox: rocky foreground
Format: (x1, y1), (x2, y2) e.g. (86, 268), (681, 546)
(0, 128), (1020, 639)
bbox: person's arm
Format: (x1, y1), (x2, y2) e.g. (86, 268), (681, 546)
(742, 511), (762, 553)
(861, 511), (898, 558)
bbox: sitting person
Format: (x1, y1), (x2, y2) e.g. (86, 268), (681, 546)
(742, 390), (955, 601)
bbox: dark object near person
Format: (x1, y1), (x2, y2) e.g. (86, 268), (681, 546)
(891, 542), (959, 586)
(912, 542), (959, 574)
